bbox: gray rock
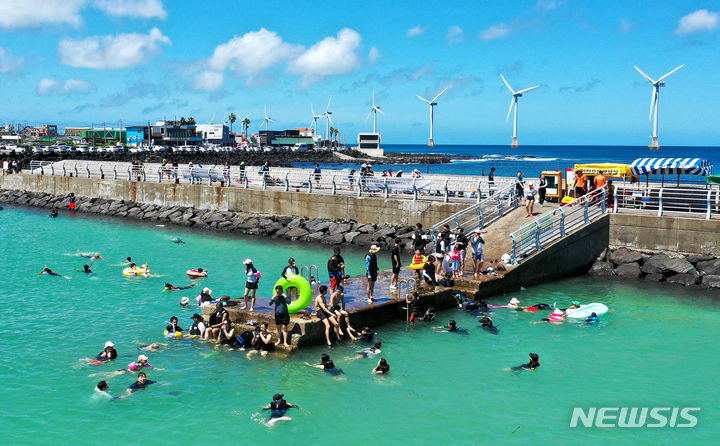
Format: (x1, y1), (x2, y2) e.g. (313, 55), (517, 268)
(696, 259), (720, 276)
(327, 223), (352, 235)
(205, 211), (225, 223)
(375, 226), (396, 237)
(309, 221), (332, 233)
(641, 254), (694, 275)
(701, 275), (720, 288)
(322, 234), (345, 245)
(352, 233), (376, 247)
(344, 231), (360, 243)
(614, 262), (642, 279)
(238, 218), (259, 229)
(643, 273), (664, 282)
(609, 248), (642, 266)
(596, 248), (608, 262)
(273, 226), (291, 238)
(687, 254), (714, 264)
(666, 273), (700, 286)
(285, 227), (309, 240)
(302, 231), (326, 242)
(588, 261), (614, 276)
(357, 224), (375, 233)
(287, 217), (303, 229)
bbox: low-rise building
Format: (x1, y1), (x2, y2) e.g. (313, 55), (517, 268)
(195, 123), (231, 145)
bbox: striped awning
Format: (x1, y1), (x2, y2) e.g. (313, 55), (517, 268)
(630, 158), (712, 176)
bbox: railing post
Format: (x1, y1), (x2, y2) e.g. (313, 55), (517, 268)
(157, 167), (162, 183)
(534, 220), (542, 251)
(307, 174), (312, 193)
(331, 175), (337, 195)
(707, 189), (712, 220)
(559, 208), (566, 237)
(613, 187), (618, 213)
(496, 192), (503, 217)
(284, 173), (289, 192)
(262, 172), (267, 190)
(86, 164), (90, 178)
(63, 164), (67, 177)
(413, 178), (418, 201)
(476, 180), (482, 204)
(583, 197), (590, 223)
(50, 165), (55, 176)
(99, 165), (103, 179)
(510, 235), (517, 264)
(384, 177), (389, 198)
(600, 187), (607, 214)
(478, 202), (485, 228)
(173, 168), (179, 184)
(657, 188), (664, 217)
(357, 180), (362, 197)
(40, 166), (44, 175)
(142, 168), (146, 182)
(74, 163), (79, 177)
(30, 162), (34, 175)
(189, 167), (194, 184)
(127, 166), (131, 181)
(443, 179), (449, 203)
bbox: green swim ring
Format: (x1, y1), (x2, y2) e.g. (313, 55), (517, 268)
(274, 274), (313, 314)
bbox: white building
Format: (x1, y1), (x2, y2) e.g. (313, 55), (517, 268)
(355, 132), (383, 157)
(195, 123), (232, 145)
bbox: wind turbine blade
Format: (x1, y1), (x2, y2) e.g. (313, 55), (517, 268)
(516, 86), (539, 94)
(416, 94), (430, 104)
(506, 98), (514, 123)
(649, 89), (656, 121)
(431, 87), (449, 103)
(366, 110), (372, 122)
(500, 74), (515, 94)
(657, 64), (685, 82)
(634, 66), (655, 84)
(375, 107), (384, 114)
(326, 96), (333, 112)
(311, 104), (315, 116)
(327, 115), (334, 127)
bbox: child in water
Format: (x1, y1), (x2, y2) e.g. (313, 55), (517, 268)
(262, 393), (299, 426)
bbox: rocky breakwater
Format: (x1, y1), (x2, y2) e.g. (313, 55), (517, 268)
(0, 189), (418, 251)
(588, 247), (720, 288)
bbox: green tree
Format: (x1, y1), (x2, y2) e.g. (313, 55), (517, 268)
(242, 117), (250, 137)
(188, 117), (196, 126)
(228, 113), (237, 133)
(180, 116), (187, 125)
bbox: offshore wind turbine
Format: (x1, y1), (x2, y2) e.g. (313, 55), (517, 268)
(259, 105), (274, 131)
(501, 74), (539, 148)
(320, 96), (334, 141)
(634, 64), (684, 150)
(366, 89), (383, 133)
(416, 87), (448, 147)
(310, 104), (323, 137)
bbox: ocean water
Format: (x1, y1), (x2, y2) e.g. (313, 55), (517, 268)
(1, 206), (718, 445)
(297, 144), (720, 179)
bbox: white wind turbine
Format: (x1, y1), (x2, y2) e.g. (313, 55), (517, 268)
(501, 74), (539, 148)
(416, 87), (448, 147)
(259, 105), (274, 131)
(310, 104), (323, 137)
(320, 96), (334, 142)
(366, 89), (383, 133)
(634, 64), (684, 149)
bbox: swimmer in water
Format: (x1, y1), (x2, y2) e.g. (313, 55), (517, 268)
(164, 282), (196, 291)
(372, 358), (390, 374)
(50, 209), (58, 218)
(138, 342), (167, 352)
(85, 341), (117, 365)
(39, 266), (61, 277)
(119, 372), (156, 398)
(353, 341), (382, 359)
(479, 316), (499, 335)
(586, 312), (599, 324)
(94, 380), (115, 400)
(262, 393), (299, 426)
(357, 326), (375, 342)
(507, 297), (520, 309)
(92, 354), (154, 378)
(508, 352), (540, 371)
(165, 316), (183, 334)
(536, 308), (565, 323)
(434, 320), (467, 334)
(78, 264), (93, 274)
(172, 237), (185, 244)
(305, 353), (344, 375)
(122, 257), (133, 266)
(180, 296), (190, 307)
(568, 301), (581, 310)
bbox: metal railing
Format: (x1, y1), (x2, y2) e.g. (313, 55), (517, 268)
(509, 186), (608, 264)
(27, 159), (533, 204)
(613, 186), (720, 220)
(430, 182), (519, 248)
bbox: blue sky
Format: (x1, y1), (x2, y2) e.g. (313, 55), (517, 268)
(0, 0), (719, 146)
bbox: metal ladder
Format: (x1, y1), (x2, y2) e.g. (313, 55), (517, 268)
(399, 278), (417, 323)
(300, 264), (321, 286)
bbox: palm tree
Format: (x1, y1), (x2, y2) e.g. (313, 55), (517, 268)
(180, 116), (187, 125)
(187, 117), (196, 126)
(329, 126), (335, 147)
(242, 117), (250, 137)
(228, 113), (237, 133)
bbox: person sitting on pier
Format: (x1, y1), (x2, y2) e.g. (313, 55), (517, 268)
(305, 353), (343, 375)
(330, 285), (358, 340)
(262, 393), (299, 426)
(219, 319), (237, 346)
(203, 302), (229, 341)
(165, 282), (196, 291)
(372, 358), (390, 375)
(422, 256), (438, 288)
(249, 323), (274, 355)
(314, 285), (340, 347)
(188, 313), (206, 337)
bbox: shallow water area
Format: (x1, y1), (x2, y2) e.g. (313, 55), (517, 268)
(1, 206), (718, 445)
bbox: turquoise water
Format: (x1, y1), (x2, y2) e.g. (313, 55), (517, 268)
(1, 206), (718, 445)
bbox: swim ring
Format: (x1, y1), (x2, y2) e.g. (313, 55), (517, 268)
(564, 303), (608, 319)
(273, 274), (312, 314)
(561, 196), (575, 205)
(123, 267), (149, 277)
(163, 330), (183, 339)
(186, 269), (208, 278)
(409, 255), (427, 270)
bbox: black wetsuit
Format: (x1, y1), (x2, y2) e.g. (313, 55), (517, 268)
(128, 380), (156, 392)
(375, 364), (390, 374)
(511, 359), (540, 370)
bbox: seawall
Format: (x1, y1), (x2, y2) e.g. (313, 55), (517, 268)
(0, 173), (466, 229)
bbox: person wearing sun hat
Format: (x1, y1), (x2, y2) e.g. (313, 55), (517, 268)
(241, 259), (260, 311)
(507, 297), (520, 309)
(365, 245), (380, 303)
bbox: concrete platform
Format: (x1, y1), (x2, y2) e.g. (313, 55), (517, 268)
(201, 268), (458, 350)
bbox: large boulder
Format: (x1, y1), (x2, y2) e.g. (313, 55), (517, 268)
(588, 261), (614, 276)
(287, 217), (304, 229)
(688, 254), (714, 264)
(352, 233), (376, 247)
(327, 222), (352, 235)
(322, 233), (345, 245)
(609, 248), (642, 266)
(614, 262), (642, 279)
(666, 273), (700, 286)
(643, 273), (664, 282)
(696, 259), (720, 276)
(357, 224), (375, 233)
(343, 231), (360, 243)
(701, 275), (720, 289)
(285, 227), (309, 240)
(641, 254), (694, 275)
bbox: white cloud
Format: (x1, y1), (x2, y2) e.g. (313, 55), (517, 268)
(446, 25), (465, 44)
(676, 9), (719, 34)
(59, 27), (171, 69)
(207, 28), (296, 76)
(536, 0), (559, 10)
(193, 71), (224, 92)
(0, 0), (86, 30)
(288, 28), (362, 86)
(480, 23), (510, 40)
(368, 46), (380, 65)
(36, 77), (94, 95)
(0, 47), (25, 73)
(406, 25), (425, 37)
(619, 19), (634, 33)
(94, 0), (167, 19)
